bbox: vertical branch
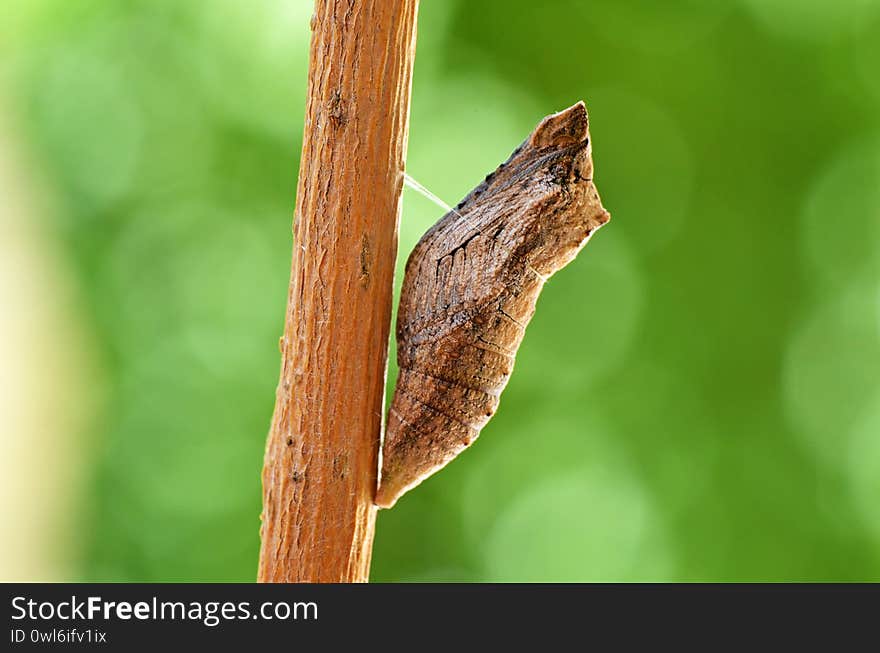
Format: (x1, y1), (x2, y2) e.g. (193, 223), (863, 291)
(258, 0), (419, 583)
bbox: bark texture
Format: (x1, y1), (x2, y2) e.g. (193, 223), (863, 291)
(376, 102), (610, 508)
(258, 0), (419, 582)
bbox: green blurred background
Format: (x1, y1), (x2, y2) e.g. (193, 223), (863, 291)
(1, 0), (879, 581)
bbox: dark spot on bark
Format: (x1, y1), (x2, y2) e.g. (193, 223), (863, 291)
(327, 90), (347, 128)
(359, 234), (371, 287)
(286, 438), (293, 447)
(292, 470), (303, 483)
(332, 453), (348, 479)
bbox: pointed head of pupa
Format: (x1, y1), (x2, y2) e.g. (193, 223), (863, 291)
(529, 101), (589, 151)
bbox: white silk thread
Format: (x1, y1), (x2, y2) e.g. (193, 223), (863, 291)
(402, 172), (464, 219)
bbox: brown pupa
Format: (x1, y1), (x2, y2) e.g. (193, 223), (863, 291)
(375, 102), (610, 508)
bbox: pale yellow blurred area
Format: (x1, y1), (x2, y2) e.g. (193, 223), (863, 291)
(0, 93), (101, 581)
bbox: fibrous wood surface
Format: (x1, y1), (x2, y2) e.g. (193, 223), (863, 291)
(376, 102), (610, 508)
(258, 0), (419, 583)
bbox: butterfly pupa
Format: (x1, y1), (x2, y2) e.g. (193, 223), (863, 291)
(376, 101), (610, 508)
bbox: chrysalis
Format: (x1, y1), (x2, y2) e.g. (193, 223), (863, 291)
(376, 102), (610, 508)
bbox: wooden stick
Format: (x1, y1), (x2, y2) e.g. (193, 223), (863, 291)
(258, 0), (419, 583)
